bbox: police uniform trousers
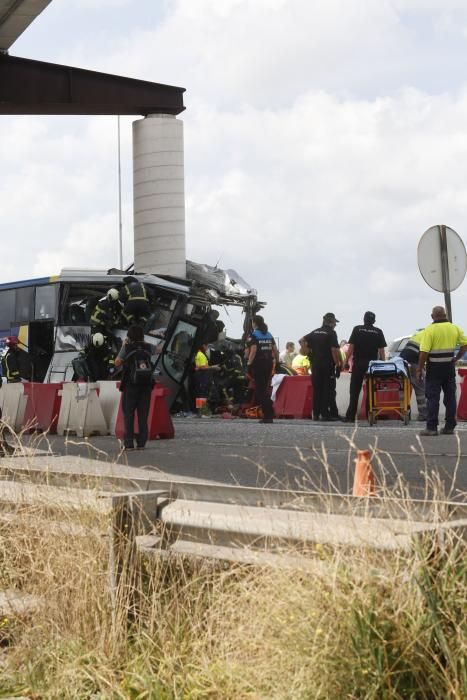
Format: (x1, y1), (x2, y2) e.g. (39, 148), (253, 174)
(345, 359), (369, 420)
(122, 384), (152, 448)
(251, 359), (274, 420)
(312, 363), (334, 419)
(328, 373), (339, 418)
(425, 364), (457, 431)
(407, 361), (427, 421)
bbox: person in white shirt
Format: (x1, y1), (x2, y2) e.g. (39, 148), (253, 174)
(279, 341), (297, 368)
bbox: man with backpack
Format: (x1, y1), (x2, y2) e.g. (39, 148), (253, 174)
(114, 325), (154, 451)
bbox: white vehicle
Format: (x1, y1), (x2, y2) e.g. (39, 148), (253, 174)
(387, 335), (410, 359)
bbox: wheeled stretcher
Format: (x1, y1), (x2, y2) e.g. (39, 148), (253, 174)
(365, 360), (411, 426)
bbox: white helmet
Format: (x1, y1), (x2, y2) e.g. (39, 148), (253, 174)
(92, 332), (105, 347)
(107, 288), (119, 302)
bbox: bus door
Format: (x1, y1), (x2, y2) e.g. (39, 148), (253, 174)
(28, 319), (55, 382)
(157, 318), (199, 407)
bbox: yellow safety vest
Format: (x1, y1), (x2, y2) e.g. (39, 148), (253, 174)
(195, 351), (209, 369)
(419, 321), (467, 364)
(292, 354), (311, 372)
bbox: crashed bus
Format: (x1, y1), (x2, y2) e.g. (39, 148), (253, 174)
(0, 261), (263, 407)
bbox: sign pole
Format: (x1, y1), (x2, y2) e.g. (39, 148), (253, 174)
(438, 225), (452, 321)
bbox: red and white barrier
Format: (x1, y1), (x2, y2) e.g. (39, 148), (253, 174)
(273, 376), (312, 419)
(1, 383), (28, 431)
(114, 383), (174, 440)
(57, 382), (108, 437)
(22, 382), (63, 433)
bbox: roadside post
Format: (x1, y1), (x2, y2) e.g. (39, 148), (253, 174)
(417, 225), (467, 321)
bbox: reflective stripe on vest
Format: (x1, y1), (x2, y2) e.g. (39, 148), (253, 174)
(124, 283), (148, 302)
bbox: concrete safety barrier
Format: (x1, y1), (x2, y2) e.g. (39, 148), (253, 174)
(57, 382), (108, 437)
(96, 380), (121, 434)
(0, 383), (28, 431)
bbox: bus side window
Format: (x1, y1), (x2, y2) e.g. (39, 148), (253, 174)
(0, 289), (16, 330)
(35, 285), (57, 320)
(15, 286), (35, 323)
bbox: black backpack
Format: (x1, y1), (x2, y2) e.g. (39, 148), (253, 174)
(126, 347), (154, 386)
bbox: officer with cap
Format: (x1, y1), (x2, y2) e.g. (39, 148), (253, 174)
(342, 311), (386, 422)
(301, 312), (342, 421)
(417, 306), (467, 436)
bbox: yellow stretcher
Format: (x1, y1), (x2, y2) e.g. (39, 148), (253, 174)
(366, 360), (411, 426)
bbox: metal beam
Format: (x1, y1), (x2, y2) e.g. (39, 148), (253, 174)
(0, 0), (51, 51)
(0, 54), (185, 115)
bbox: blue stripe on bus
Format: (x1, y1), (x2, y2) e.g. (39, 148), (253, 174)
(0, 276), (53, 290)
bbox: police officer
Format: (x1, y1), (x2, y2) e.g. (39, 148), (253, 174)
(399, 329), (426, 421)
(1, 336), (33, 383)
(342, 311), (386, 422)
(301, 312), (341, 421)
(90, 288), (123, 335)
(246, 315), (279, 424)
(120, 276), (153, 327)
(416, 306), (467, 436)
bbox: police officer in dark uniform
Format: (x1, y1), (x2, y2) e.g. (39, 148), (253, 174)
(246, 315), (279, 424)
(342, 311), (386, 422)
(301, 313), (341, 421)
(120, 276), (153, 327)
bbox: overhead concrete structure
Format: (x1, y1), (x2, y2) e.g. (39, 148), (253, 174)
(0, 0), (51, 51)
(133, 114), (186, 277)
(0, 0), (188, 277)
(0, 55), (185, 115)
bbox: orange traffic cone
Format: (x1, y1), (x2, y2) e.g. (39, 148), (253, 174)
(352, 449), (376, 497)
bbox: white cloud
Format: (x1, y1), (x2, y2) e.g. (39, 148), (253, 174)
(5, 0), (467, 344)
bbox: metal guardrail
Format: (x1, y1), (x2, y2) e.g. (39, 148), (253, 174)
(1, 459), (466, 571)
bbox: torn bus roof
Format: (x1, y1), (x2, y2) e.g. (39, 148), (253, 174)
(185, 261), (257, 300)
(118, 259), (264, 308)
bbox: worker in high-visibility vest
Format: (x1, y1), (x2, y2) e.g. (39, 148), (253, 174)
(120, 276), (153, 327)
(399, 329), (426, 421)
(1, 336), (32, 383)
(416, 306), (467, 436)
(291, 350), (311, 375)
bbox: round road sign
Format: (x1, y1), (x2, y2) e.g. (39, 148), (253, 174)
(417, 225), (467, 292)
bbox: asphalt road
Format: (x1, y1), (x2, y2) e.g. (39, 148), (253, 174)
(33, 417), (467, 502)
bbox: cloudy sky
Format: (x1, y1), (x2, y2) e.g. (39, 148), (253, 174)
(3, 0), (467, 345)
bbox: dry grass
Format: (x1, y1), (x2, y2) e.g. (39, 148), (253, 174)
(0, 424), (465, 698)
(0, 492), (465, 699)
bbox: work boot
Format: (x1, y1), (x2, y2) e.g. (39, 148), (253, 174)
(440, 427), (455, 435)
(419, 429), (438, 436)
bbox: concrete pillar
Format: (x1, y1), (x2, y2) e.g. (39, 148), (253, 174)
(132, 114), (186, 277)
